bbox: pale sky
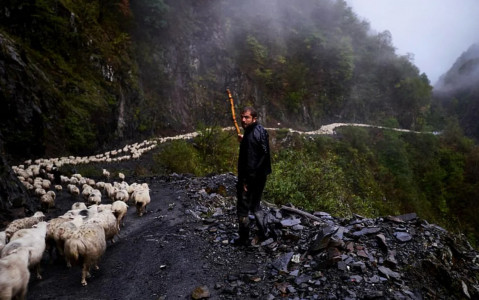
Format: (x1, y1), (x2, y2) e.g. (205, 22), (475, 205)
(345, 0), (479, 86)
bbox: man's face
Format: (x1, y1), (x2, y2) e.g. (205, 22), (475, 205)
(241, 111), (256, 129)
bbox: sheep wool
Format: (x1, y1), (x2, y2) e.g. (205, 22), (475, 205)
(2, 222), (48, 280)
(133, 189), (151, 217)
(102, 169), (110, 180)
(52, 215), (84, 259)
(114, 189), (129, 203)
(40, 192), (55, 212)
(4, 212), (45, 242)
(45, 216), (71, 262)
(71, 202), (87, 211)
(111, 201), (128, 230)
(0, 247), (31, 300)
(64, 223), (107, 286)
(81, 185), (93, 201)
(67, 184), (80, 196)
(0, 231), (5, 253)
(84, 210), (119, 244)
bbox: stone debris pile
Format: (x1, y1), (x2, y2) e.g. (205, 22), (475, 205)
(182, 173), (479, 299)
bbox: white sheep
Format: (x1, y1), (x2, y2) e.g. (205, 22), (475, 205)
(87, 189), (102, 206)
(97, 204), (112, 212)
(104, 183), (116, 201)
(118, 172), (125, 181)
(64, 223), (107, 286)
(111, 201), (129, 230)
(40, 190), (56, 212)
(0, 247), (31, 300)
(4, 212), (45, 242)
(131, 187), (150, 217)
(127, 182), (138, 194)
(52, 215), (84, 259)
(84, 209), (119, 244)
(45, 216), (71, 262)
(34, 187), (46, 197)
(69, 177), (79, 185)
(71, 173), (83, 180)
(81, 184), (93, 201)
(60, 175), (70, 184)
(54, 185), (62, 191)
(114, 189), (129, 203)
(67, 184), (80, 196)
(2, 222), (48, 280)
(102, 169), (110, 180)
(71, 202), (87, 210)
(95, 181), (106, 190)
(41, 179), (51, 190)
(22, 181), (34, 191)
(0, 231), (5, 253)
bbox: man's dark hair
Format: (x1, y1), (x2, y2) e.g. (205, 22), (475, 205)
(241, 106), (258, 119)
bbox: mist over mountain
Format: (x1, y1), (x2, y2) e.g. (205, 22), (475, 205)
(0, 0), (432, 161)
(435, 43), (479, 93)
(432, 43), (479, 141)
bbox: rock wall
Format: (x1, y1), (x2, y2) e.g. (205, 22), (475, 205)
(0, 136), (35, 227)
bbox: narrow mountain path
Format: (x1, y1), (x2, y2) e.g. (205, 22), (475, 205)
(27, 178), (228, 299)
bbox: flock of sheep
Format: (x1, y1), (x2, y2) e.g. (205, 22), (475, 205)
(0, 134), (205, 300)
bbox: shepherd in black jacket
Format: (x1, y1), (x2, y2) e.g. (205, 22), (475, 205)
(235, 106), (271, 246)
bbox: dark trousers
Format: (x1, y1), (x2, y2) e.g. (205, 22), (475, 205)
(236, 175), (267, 218)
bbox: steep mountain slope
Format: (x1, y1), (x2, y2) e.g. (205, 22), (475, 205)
(433, 43), (479, 141)
(0, 0), (431, 162)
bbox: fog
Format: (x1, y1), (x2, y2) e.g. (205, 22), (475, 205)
(345, 0), (479, 86)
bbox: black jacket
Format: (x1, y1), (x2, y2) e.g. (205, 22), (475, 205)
(238, 122), (272, 181)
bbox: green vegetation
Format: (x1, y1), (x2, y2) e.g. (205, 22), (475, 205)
(0, 0), (139, 156)
(1, 0), (436, 158)
(153, 126), (479, 247)
(153, 126), (238, 176)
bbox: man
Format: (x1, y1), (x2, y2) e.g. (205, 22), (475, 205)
(235, 106), (272, 246)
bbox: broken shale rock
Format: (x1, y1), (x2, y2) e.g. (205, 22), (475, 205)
(185, 174), (479, 299)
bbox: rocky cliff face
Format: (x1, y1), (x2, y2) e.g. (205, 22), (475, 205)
(0, 33), (51, 224)
(0, 33), (48, 160)
(129, 0), (275, 133)
(0, 136), (35, 226)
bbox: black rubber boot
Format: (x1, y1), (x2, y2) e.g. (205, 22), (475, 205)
(234, 216), (250, 246)
(253, 210), (266, 241)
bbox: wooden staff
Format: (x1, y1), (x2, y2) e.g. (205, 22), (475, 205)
(226, 89), (241, 135)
